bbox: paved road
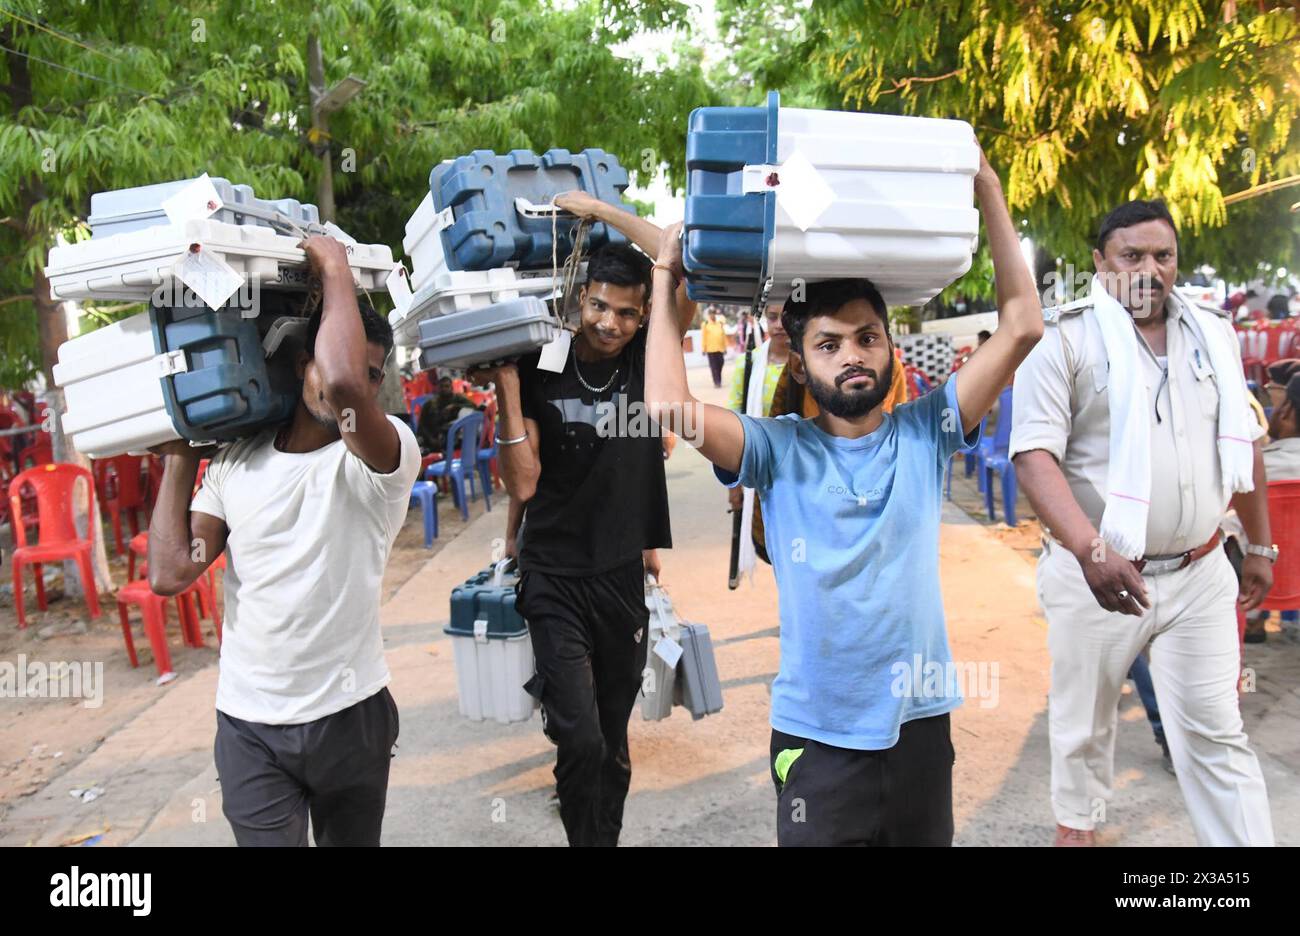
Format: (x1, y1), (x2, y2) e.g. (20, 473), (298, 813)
(9, 364), (1295, 846)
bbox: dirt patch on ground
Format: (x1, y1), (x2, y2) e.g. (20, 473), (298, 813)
(0, 487), (498, 836)
(946, 460), (1043, 565)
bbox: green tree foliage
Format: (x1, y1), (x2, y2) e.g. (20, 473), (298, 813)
(716, 0), (1298, 301)
(814, 0), (1300, 281)
(0, 0), (713, 389)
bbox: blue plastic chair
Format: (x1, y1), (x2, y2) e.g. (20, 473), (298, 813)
(409, 393), (435, 424)
(948, 415), (987, 500)
(476, 407), (498, 504)
(409, 481), (439, 548)
(426, 411), (486, 520)
(972, 387), (1013, 492)
(981, 386), (1018, 525)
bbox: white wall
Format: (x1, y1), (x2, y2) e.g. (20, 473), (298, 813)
(921, 311), (999, 348)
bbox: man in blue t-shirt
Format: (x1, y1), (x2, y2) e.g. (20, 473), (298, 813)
(645, 145), (1044, 845)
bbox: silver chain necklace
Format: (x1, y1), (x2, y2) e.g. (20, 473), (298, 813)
(571, 344), (620, 394)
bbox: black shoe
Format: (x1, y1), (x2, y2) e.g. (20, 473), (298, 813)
(1244, 615), (1267, 643)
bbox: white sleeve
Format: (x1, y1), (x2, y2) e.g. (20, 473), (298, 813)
(1009, 326), (1074, 462)
(345, 416), (421, 504)
(189, 448), (228, 521)
(344, 415), (422, 503)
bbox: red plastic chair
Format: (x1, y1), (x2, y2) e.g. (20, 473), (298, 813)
(128, 530), (225, 612)
(3, 467), (38, 548)
(116, 574), (218, 678)
(6, 423), (47, 537)
(479, 399), (502, 490)
(19, 432), (53, 469)
(402, 371), (433, 410)
(1260, 480), (1300, 612)
(0, 407), (23, 476)
(127, 531), (148, 581)
(129, 458), (219, 586)
(1240, 322), (1297, 386)
(145, 455), (164, 510)
(94, 455), (149, 556)
(9, 463), (103, 629)
(0, 450), (14, 533)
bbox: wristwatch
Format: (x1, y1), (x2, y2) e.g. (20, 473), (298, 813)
(1245, 543), (1280, 563)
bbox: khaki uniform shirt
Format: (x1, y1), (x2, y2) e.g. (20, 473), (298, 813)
(1010, 291), (1263, 555)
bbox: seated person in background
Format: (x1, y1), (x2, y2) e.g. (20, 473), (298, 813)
(1264, 369), (1300, 481)
(1237, 366), (1300, 644)
(417, 375), (481, 454)
(1263, 358), (1300, 475)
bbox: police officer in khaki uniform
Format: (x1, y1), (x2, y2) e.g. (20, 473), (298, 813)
(1010, 200), (1277, 847)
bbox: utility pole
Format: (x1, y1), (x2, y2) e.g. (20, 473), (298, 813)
(307, 31), (365, 224)
(307, 31), (335, 222)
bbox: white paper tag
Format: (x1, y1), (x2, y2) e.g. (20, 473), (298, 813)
(386, 264), (413, 315)
(653, 636), (684, 669)
(536, 328), (572, 373)
(774, 149), (834, 232)
(171, 244), (244, 310)
(161, 174), (224, 227)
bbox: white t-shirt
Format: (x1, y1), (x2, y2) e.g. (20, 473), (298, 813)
(191, 416), (421, 725)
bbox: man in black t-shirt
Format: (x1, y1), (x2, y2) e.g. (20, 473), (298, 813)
(473, 192), (695, 846)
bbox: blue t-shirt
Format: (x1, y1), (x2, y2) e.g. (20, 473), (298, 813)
(718, 376), (980, 750)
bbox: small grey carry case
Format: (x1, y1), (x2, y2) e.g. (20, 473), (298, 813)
(674, 622), (724, 719)
(416, 296), (559, 371)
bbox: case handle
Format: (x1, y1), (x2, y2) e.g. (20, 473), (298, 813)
(492, 556), (517, 589)
(514, 196), (577, 220)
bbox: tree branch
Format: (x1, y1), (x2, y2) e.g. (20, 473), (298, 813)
(876, 68), (965, 96)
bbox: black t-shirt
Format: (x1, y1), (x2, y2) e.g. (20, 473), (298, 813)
(517, 328), (671, 575)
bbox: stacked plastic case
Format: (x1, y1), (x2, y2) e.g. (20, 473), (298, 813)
(46, 217), (394, 302)
(416, 297), (559, 372)
(88, 177), (320, 239)
(389, 266), (570, 349)
(683, 91), (981, 308)
(425, 148), (632, 276)
(55, 290), (310, 458)
(445, 560), (537, 725)
(50, 176), (394, 457)
(390, 147), (633, 368)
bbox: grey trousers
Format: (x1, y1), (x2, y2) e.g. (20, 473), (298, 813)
(214, 687), (399, 846)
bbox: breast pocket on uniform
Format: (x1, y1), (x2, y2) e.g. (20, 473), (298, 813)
(1190, 353), (1219, 419)
(1091, 364), (1109, 395)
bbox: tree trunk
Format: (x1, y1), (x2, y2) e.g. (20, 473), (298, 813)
(9, 34), (114, 599)
(307, 32), (335, 222)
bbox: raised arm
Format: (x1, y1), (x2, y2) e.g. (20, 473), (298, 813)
(469, 365), (541, 504)
(644, 222), (746, 474)
(553, 191), (696, 334)
(148, 443), (228, 596)
(951, 147), (1044, 434)
(302, 235), (401, 473)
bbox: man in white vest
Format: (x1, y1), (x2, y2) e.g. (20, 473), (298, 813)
(1011, 199), (1277, 846)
